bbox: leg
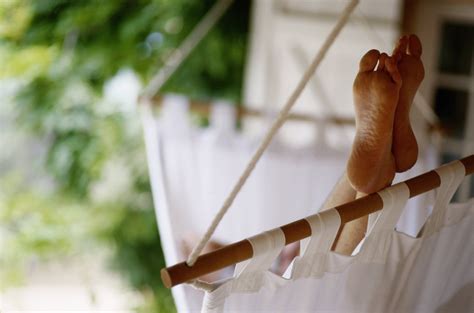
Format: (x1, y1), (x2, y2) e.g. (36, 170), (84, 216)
(327, 50), (403, 254)
(320, 172), (363, 254)
(277, 172), (359, 269)
(327, 37), (424, 254)
(322, 172), (358, 208)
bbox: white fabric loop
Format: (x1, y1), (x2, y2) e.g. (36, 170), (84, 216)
(202, 200), (474, 312)
(292, 209), (341, 279)
(234, 227), (286, 277)
(210, 101), (236, 133)
(188, 279), (217, 293)
(370, 182), (410, 235)
(424, 160), (465, 236)
(359, 182), (410, 263)
(161, 94), (191, 137)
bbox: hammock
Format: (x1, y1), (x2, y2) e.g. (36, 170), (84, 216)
(141, 95), (349, 310)
(139, 0), (473, 311)
(200, 172), (474, 312)
(141, 94), (469, 310)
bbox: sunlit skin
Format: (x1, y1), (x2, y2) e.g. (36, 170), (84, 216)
(334, 35), (424, 255)
(392, 35), (425, 172)
(347, 49), (401, 194)
(347, 35), (424, 194)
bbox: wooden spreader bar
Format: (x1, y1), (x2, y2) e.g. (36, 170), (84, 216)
(161, 155), (474, 288)
(149, 96), (355, 126)
(144, 96), (443, 133)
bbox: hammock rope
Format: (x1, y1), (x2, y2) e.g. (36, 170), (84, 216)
(186, 0), (360, 266)
(141, 0), (234, 99)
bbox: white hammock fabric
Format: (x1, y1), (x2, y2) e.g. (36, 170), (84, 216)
(202, 163), (474, 313)
(142, 94), (348, 311)
(141, 95), (443, 312)
(152, 95), (348, 238)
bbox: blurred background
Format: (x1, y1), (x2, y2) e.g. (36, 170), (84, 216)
(0, 0), (473, 312)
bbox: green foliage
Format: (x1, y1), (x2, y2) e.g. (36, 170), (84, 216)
(1, 0), (250, 311)
(0, 175), (90, 289)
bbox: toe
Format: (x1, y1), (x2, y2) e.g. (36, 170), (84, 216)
(392, 50), (402, 63)
(408, 34), (422, 57)
(377, 53), (388, 71)
(386, 57), (402, 86)
(359, 49), (380, 72)
(393, 35), (409, 56)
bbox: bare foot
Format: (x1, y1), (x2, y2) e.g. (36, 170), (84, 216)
(391, 35), (424, 172)
(347, 50), (401, 194)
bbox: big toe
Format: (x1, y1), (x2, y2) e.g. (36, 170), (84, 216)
(359, 49), (380, 72)
(393, 35), (408, 56)
(408, 34), (422, 58)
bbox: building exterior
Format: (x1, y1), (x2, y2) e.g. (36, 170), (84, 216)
(244, 0), (473, 199)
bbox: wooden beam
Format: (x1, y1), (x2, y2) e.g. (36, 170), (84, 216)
(149, 96), (355, 126)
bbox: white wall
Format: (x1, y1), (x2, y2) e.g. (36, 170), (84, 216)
(243, 0), (403, 148)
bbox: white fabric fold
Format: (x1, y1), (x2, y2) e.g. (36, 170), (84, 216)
(203, 228), (286, 312)
(234, 227), (286, 278)
(358, 182), (410, 263)
(201, 201), (474, 313)
(424, 160), (465, 236)
(200, 176), (474, 313)
(292, 209), (341, 279)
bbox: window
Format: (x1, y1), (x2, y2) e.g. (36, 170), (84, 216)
(435, 19), (474, 200)
(434, 87), (468, 139)
(438, 22), (474, 75)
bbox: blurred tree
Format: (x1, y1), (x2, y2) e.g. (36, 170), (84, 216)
(0, 0), (250, 311)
